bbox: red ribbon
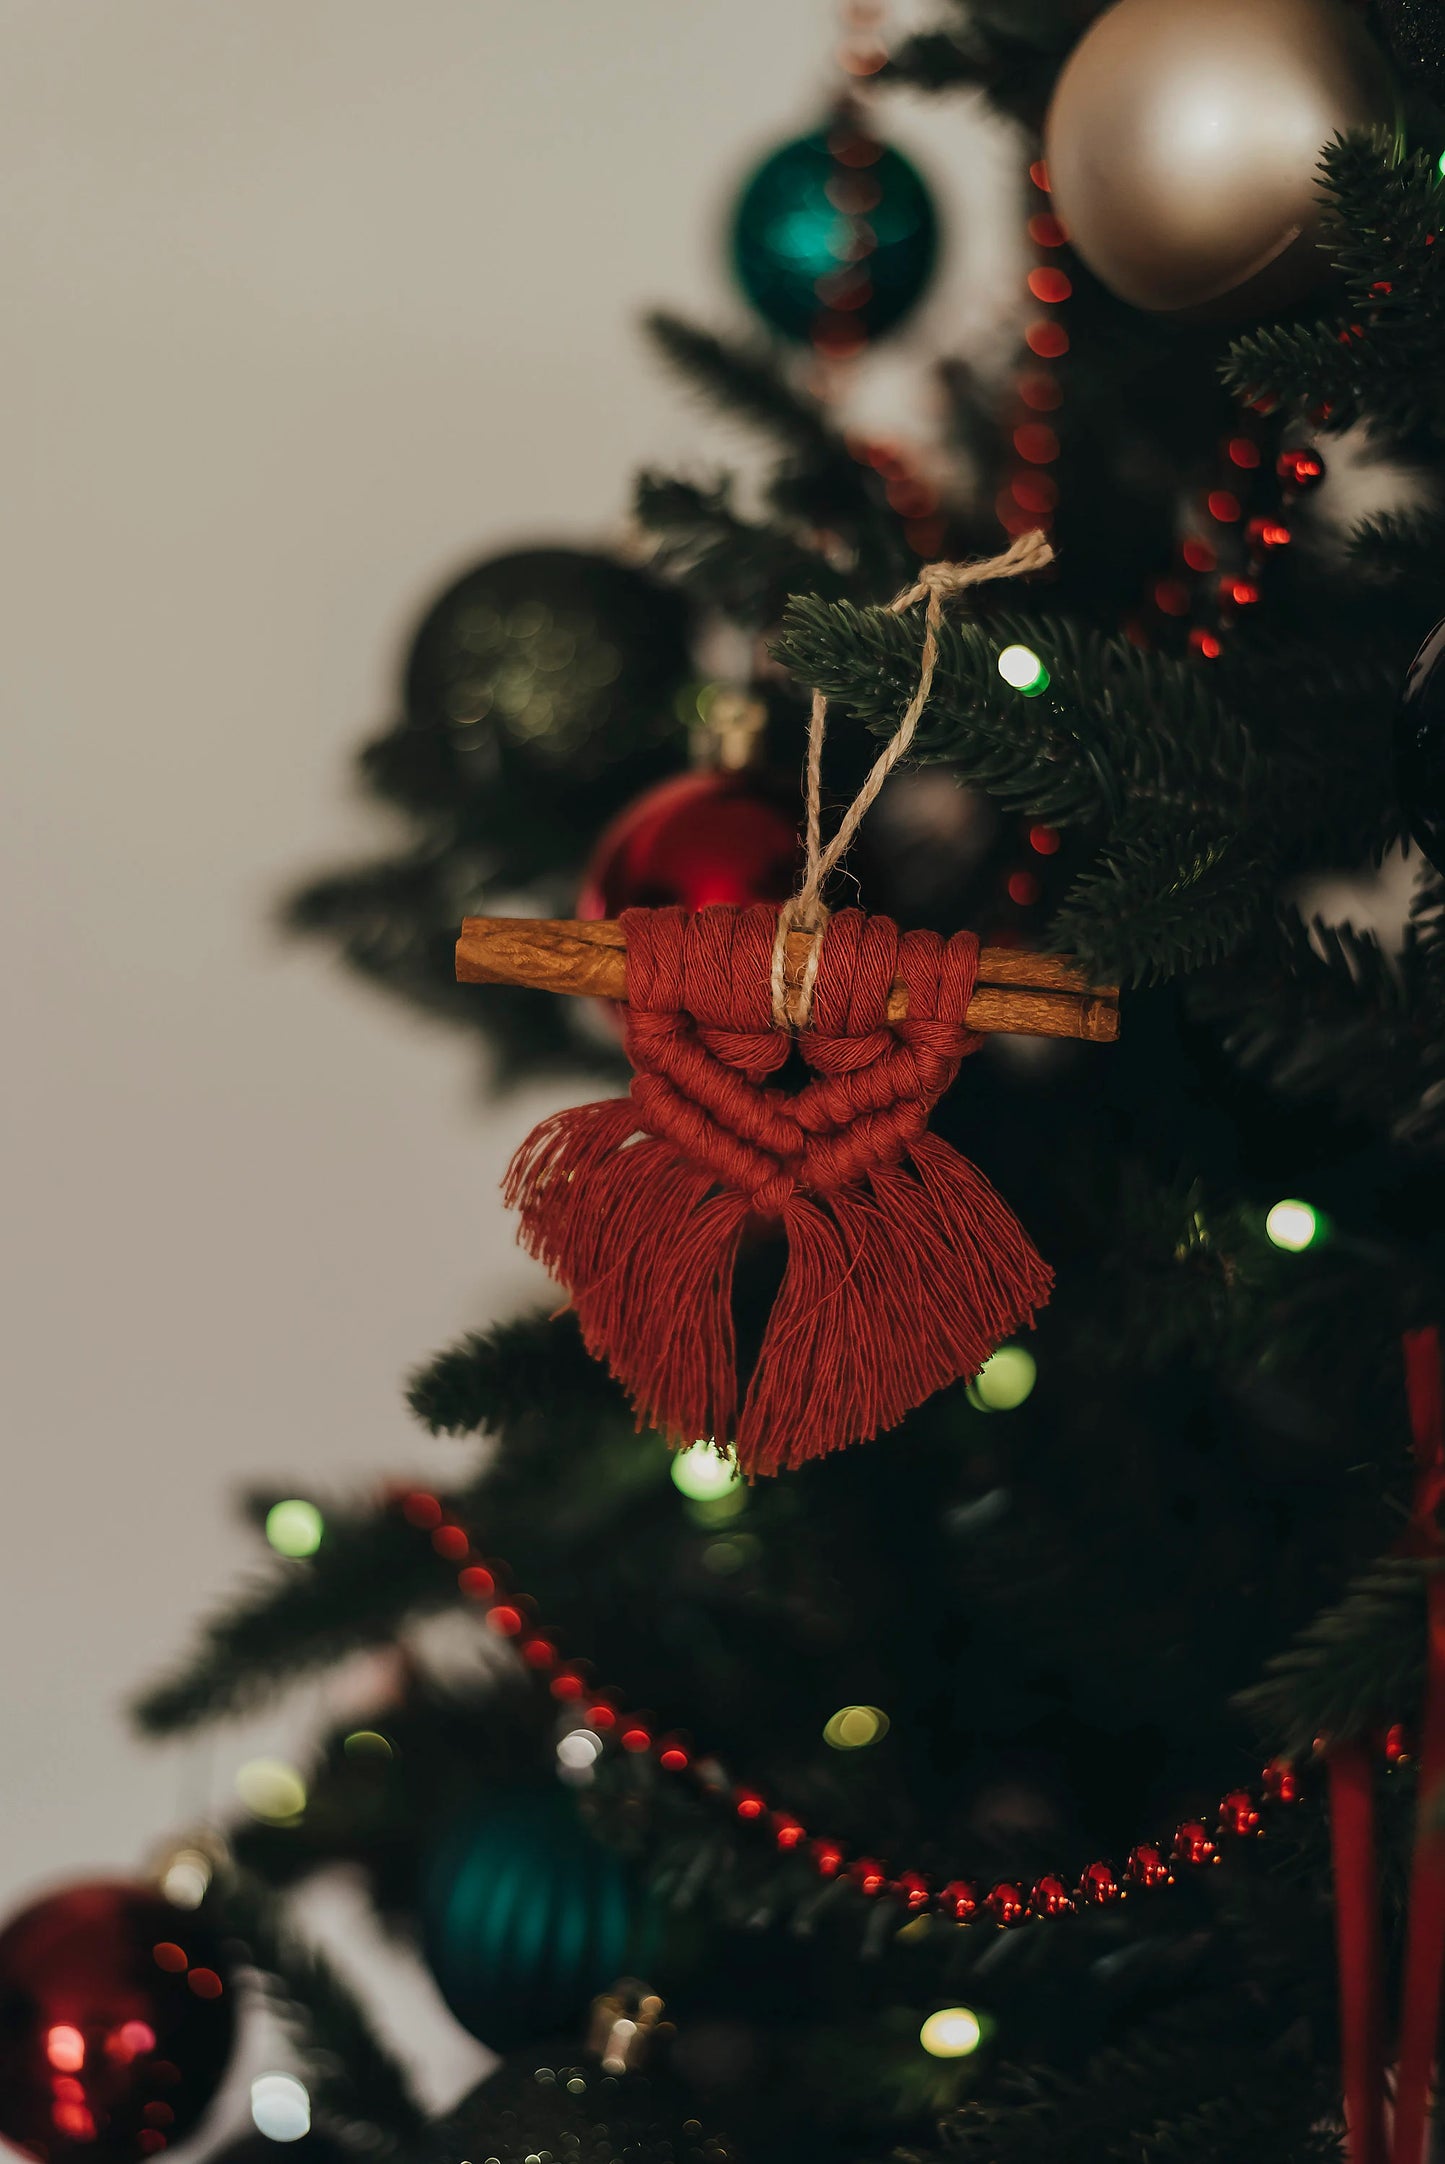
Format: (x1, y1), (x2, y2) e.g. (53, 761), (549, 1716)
(1330, 1325), (1445, 2164)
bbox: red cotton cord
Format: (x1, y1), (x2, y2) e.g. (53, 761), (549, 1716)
(504, 903), (1052, 1475)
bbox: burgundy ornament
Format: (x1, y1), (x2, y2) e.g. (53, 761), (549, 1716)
(938, 1879), (980, 1923)
(1126, 1843), (1170, 1888)
(985, 1881), (1027, 1927)
(577, 768), (800, 920)
(1078, 1861), (1121, 1905)
(1263, 1757), (1300, 1804)
(1276, 445), (1327, 491)
(0, 1881), (236, 2164)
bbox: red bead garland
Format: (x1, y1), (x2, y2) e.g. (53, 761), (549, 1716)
(387, 1492), (1417, 1934)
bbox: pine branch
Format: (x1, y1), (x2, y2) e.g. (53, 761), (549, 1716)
(221, 1874), (427, 2150)
(633, 470), (843, 619)
(132, 1504), (450, 1734)
(928, 2023), (1337, 2164)
(1195, 910), (1445, 1151)
(1050, 826), (1271, 984)
(407, 1311), (631, 1442)
(643, 312), (838, 462)
(1236, 1555), (1436, 1757)
(1224, 136), (1445, 438)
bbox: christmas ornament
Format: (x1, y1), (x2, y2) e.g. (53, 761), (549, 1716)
(1043, 0), (1397, 317)
(433, 2042), (736, 2164)
(420, 1788), (656, 2053)
(1396, 617), (1445, 875)
(731, 108), (938, 351)
(577, 766), (801, 920)
(379, 548), (692, 801)
(498, 539), (1073, 1476)
(0, 1880), (236, 2164)
(1374, 0), (1445, 103)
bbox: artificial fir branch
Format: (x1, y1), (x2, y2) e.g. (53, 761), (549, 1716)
(642, 312), (840, 463)
(132, 1505), (451, 1734)
(1224, 136), (1445, 438)
(1236, 1554), (1438, 1758)
(219, 1874), (428, 2150)
(633, 471), (844, 621)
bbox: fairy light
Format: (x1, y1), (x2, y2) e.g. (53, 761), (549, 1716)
(823, 1704), (890, 1750)
(251, 2073), (311, 2143)
(968, 1343), (1037, 1412)
(1265, 1198), (1323, 1252)
(159, 1848), (213, 1909)
(264, 1500), (323, 1558)
(997, 644), (1047, 693)
(670, 1442), (742, 1500)
(235, 1759), (307, 1823)
(919, 2006), (983, 2058)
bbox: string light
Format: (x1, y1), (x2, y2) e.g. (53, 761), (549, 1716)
(250, 2073), (311, 2143)
(996, 643), (1047, 693)
(670, 1442), (742, 1501)
(919, 2006), (983, 2058)
(159, 1848), (213, 1909)
(1265, 1198), (1323, 1252)
(968, 1343), (1037, 1412)
(342, 1730), (395, 1759)
(234, 1759), (307, 1823)
(264, 1500), (324, 1558)
(823, 1704), (890, 1750)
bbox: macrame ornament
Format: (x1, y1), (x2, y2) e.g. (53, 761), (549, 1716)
(496, 534), (1088, 1475)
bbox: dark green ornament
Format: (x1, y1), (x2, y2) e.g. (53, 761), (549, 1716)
(364, 548), (692, 815)
(730, 118), (939, 347)
(420, 1788), (656, 2053)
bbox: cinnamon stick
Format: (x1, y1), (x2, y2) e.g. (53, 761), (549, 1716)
(456, 917), (1119, 1043)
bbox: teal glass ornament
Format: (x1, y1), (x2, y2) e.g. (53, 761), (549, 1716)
(420, 1789), (656, 2051)
(730, 115), (939, 348)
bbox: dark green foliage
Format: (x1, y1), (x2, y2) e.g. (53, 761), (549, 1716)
(1237, 1556), (1436, 1758)
(919, 2019), (1339, 2164)
(1225, 136), (1445, 439)
(219, 1875), (427, 2150)
(132, 1502), (452, 1734)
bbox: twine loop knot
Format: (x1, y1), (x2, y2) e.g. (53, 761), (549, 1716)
(769, 529), (1054, 1029)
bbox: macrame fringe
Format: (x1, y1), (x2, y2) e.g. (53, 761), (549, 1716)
(505, 1107), (1051, 1475)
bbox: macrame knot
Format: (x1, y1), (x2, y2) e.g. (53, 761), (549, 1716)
(505, 902), (1052, 1475)
(504, 533), (1057, 1475)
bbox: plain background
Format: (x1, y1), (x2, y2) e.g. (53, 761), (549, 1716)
(0, 0), (1023, 2116)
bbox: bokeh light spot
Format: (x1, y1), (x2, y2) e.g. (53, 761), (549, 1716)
(251, 2073), (311, 2143)
(968, 1344), (1037, 1412)
(235, 1758), (307, 1823)
(1266, 1199), (1322, 1252)
(920, 2006), (983, 2058)
(671, 1442), (742, 1501)
(264, 1500), (323, 1558)
(823, 1704), (890, 1750)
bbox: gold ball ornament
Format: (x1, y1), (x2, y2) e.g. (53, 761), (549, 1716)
(1043, 0), (1398, 317)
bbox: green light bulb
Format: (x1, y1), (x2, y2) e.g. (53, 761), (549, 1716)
(670, 1442), (741, 1501)
(1265, 1199), (1322, 1252)
(997, 643), (1046, 692)
(968, 1343), (1037, 1412)
(265, 1499), (324, 1558)
(919, 2006), (983, 2057)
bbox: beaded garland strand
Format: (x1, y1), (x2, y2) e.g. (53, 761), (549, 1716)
(389, 1488), (1416, 1933)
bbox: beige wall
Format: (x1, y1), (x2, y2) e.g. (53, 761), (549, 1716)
(0, 0), (1014, 2091)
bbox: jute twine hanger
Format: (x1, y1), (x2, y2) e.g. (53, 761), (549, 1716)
(768, 527), (1055, 1031)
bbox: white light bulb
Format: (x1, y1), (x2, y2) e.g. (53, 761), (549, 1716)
(997, 643), (1045, 690)
(251, 2072), (311, 2142)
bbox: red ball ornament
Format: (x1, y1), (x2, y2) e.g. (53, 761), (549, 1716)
(576, 768), (800, 920)
(0, 1881), (236, 2164)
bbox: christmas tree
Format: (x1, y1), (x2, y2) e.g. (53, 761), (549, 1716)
(14, 2), (1445, 2160)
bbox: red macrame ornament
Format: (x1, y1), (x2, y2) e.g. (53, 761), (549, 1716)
(506, 900), (1051, 1474)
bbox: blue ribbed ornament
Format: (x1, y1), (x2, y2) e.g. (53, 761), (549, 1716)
(730, 117), (938, 347)
(420, 1789), (654, 2052)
